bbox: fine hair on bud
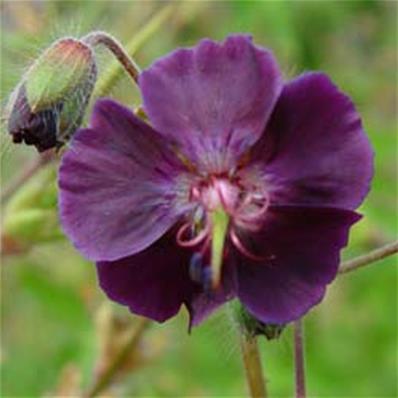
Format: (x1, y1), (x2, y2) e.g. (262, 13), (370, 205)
(6, 37), (97, 152)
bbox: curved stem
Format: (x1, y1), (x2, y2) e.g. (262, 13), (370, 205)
(338, 241), (398, 275)
(82, 31), (141, 84)
(240, 333), (267, 398)
(84, 317), (150, 398)
(294, 319), (306, 398)
(93, 4), (175, 97)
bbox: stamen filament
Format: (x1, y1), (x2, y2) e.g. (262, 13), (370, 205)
(230, 229), (267, 262)
(176, 222), (209, 247)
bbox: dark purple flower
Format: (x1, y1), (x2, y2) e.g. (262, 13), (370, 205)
(58, 35), (373, 326)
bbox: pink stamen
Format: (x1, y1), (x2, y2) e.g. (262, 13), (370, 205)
(232, 192), (269, 232)
(239, 198), (268, 219)
(176, 222), (209, 248)
(229, 229), (267, 262)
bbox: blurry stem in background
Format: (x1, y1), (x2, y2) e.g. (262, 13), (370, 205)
(83, 31), (141, 85)
(0, 151), (54, 203)
(240, 333), (267, 398)
(294, 319), (306, 398)
(84, 317), (150, 398)
(93, 4), (175, 97)
(338, 240), (398, 275)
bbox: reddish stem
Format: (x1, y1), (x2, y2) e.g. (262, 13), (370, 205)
(82, 31), (140, 84)
(294, 319), (306, 398)
(338, 241), (398, 274)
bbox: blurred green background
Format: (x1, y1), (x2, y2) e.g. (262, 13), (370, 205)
(1, 1), (396, 397)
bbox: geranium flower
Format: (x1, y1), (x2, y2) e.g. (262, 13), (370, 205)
(58, 35), (373, 326)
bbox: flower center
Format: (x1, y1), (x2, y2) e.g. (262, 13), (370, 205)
(191, 175), (270, 230)
(176, 173), (270, 289)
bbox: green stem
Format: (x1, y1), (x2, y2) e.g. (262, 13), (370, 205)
(240, 333), (267, 398)
(294, 319), (306, 398)
(338, 240), (398, 275)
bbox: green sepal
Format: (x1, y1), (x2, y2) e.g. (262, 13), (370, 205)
(25, 38), (96, 111)
(232, 301), (286, 340)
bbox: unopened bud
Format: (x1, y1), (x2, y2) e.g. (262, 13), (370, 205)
(7, 38), (97, 152)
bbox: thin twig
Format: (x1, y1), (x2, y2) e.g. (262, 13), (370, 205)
(240, 333), (267, 398)
(84, 317), (150, 398)
(293, 319), (306, 398)
(338, 241), (398, 275)
(1, 151), (54, 204)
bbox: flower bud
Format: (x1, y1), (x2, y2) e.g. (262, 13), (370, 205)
(7, 38), (97, 152)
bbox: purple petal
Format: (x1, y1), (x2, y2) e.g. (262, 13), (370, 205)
(253, 72), (373, 210)
(236, 205), (361, 323)
(59, 99), (187, 261)
(186, 259), (237, 329)
(140, 35), (283, 172)
(97, 232), (236, 324)
(96, 233), (194, 322)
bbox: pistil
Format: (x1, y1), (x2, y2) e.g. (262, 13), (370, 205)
(210, 208), (229, 288)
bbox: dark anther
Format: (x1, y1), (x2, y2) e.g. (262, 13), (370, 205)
(189, 252), (213, 292)
(201, 266), (213, 292)
(189, 252), (203, 284)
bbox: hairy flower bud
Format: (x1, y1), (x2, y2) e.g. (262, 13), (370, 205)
(7, 38), (97, 152)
